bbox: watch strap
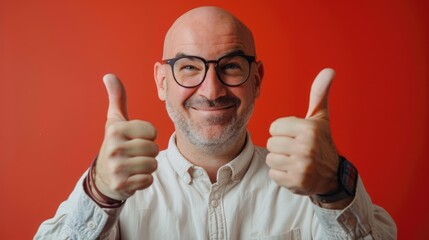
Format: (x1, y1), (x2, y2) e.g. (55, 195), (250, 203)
(313, 156), (358, 203)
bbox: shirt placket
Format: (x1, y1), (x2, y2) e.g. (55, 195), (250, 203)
(208, 178), (227, 240)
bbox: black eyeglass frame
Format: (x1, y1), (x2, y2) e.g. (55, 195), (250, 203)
(161, 53), (256, 88)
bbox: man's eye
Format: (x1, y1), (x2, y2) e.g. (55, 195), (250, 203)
(221, 63), (244, 74)
(182, 65), (197, 70)
(223, 63), (240, 70)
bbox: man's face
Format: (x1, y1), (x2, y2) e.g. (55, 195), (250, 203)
(155, 11), (263, 152)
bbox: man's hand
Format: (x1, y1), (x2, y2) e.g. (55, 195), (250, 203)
(95, 74), (159, 201)
(266, 68), (339, 196)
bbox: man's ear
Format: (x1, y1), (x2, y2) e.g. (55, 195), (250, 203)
(154, 62), (167, 101)
(254, 61), (264, 98)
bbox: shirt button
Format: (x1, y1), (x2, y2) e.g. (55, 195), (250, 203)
(211, 199), (219, 207)
(87, 221), (97, 230)
(347, 215), (357, 225)
(194, 169), (203, 177)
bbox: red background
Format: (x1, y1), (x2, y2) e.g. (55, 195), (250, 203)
(1, 1), (428, 239)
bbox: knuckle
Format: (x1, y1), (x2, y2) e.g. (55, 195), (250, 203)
(266, 137), (275, 151)
(302, 121), (317, 135)
(305, 129), (317, 141)
(146, 123), (157, 139)
(270, 117), (296, 134)
(266, 152), (273, 161)
(110, 178), (125, 192)
(131, 120), (157, 139)
(145, 174), (154, 184)
(139, 174), (154, 189)
(270, 119), (283, 134)
(100, 140), (124, 160)
(268, 168), (277, 179)
(124, 189), (136, 197)
(140, 141), (159, 157)
(142, 158), (158, 172)
(109, 161), (123, 175)
(152, 159), (158, 172)
(110, 145), (125, 157)
(154, 143), (160, 155)
(105, 121), (125, 138)
(149, 142), (160, 156)
(266, 153), (274, 166)
(298, 144), (311, 155)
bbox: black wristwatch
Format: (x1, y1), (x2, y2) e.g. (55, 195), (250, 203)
(313, 156), (358, 203)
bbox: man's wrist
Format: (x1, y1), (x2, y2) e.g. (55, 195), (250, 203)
(312, 156), (358, 204)
(310, 194), (354, 210)
(83, 157), (125, 208)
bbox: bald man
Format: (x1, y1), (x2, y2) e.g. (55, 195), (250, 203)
(35, 6), (396, 239)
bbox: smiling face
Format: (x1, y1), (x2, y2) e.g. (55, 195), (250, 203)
(154, 7), (263, 154)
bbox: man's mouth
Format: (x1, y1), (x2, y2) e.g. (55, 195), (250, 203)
(185, 96), (240, 111)
(192, 104), (235, 111)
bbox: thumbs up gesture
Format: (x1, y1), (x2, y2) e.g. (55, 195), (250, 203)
(95, 74), (159, 201)
(266, 69), (340, 196)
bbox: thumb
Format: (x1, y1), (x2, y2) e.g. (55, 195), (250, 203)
(103, 73), (129, 121)
(305, 68), (336, 119)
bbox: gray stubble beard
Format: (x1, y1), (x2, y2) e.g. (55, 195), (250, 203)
(165, 99), (254, 154)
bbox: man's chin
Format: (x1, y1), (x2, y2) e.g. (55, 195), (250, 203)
(189, 126), (241, 148)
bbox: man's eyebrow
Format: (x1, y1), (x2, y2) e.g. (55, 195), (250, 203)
(174, 52), (188, 58)
(223, 50), (245, 56)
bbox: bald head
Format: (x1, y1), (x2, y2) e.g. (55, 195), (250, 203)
(163, 6), (256, 59)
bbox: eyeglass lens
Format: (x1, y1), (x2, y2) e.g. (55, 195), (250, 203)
(172, 55), (250, 87)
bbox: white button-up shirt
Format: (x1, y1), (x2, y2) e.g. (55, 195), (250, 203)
(35, 134), (396, 239)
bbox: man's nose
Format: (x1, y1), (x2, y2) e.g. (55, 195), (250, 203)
(197, 64), (227, 100)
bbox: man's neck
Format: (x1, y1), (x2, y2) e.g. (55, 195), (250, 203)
(175, 131), (247, 183)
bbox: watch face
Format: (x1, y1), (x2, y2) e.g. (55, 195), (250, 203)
(339, 158), (358, 195)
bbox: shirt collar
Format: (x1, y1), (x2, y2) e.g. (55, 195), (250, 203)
(166, 132), (255, 184)
(166, 133), (194, 184)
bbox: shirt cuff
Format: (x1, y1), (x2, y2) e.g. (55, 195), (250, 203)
(59, 171), (123, 239)
(312, 177), (374, 239)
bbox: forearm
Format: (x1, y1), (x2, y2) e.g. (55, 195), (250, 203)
(34, 171), (122, 240)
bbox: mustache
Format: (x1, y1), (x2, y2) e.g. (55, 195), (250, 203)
(185, 96), (240, 108)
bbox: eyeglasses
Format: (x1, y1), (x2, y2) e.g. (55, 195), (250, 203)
(161, 53), (256, 88)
